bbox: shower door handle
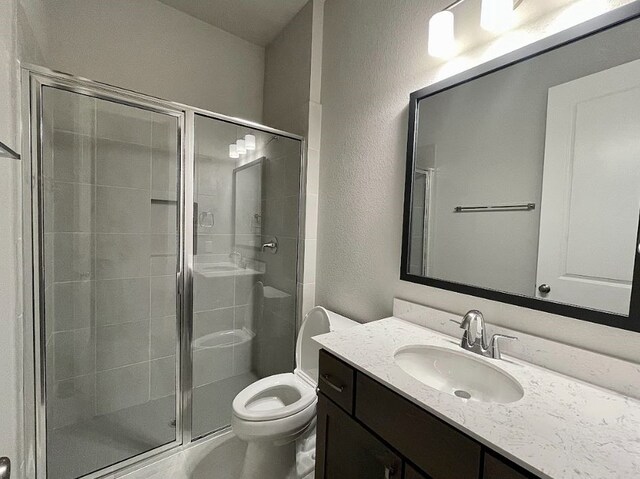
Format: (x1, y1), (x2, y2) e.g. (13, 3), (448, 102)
(0, 457), (10, 479)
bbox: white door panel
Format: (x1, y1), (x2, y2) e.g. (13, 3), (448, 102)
(536, 59), (640, 315)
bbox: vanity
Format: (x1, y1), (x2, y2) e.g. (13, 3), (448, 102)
(315, 351), (530, 479)
(312, 310), (640, 479)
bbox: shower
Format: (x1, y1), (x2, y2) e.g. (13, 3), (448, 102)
(21, 66), (305, 479)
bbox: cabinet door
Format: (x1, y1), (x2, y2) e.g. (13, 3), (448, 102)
(316, 393), (402, 479)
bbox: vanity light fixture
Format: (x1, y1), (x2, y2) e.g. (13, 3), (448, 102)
(428, 0), (524, 58)
(229, 143), (239, 159)
(428, 10), (456, 58)
(236, 138), (246, 155)
(244, 134), (256, 151)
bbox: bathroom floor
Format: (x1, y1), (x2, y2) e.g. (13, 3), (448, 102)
(48, 372), (257, 479)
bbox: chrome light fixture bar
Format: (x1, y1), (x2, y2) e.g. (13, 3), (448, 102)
(428, 0), (525, 58)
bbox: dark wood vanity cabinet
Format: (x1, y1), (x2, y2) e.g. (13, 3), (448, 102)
(316, 350), (540, 479)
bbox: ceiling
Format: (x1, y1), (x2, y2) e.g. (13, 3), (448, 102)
(157, 0), (309, 46)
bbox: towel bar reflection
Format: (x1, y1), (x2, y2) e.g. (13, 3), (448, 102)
(454, 203), (535, 212)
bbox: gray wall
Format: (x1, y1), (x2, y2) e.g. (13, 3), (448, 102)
(22, 0), (265, 122)
(316, 0), (640, 362)
(263, 1), (313, 135)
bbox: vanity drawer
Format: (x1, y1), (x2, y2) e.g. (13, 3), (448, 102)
(318, 349), (356, 414)
(355, 372), (481, 479)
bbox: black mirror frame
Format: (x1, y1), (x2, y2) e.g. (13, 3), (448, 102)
(401, 1), (640, 333)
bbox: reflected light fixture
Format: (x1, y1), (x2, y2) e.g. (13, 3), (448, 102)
(245, 134), (256, 151)
(428, 0), (523, 58)
(229, 144), (239, 159)
(236, 139), (246, 155)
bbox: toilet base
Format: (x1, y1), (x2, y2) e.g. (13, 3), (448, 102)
(238, 421), (316, 479)
(239, 441), (297, 479)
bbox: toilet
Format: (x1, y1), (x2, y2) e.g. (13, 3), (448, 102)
(231, 306), (357, 479)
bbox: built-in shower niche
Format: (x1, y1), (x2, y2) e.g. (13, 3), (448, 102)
(42, 88), (180, 479)
(191, 115), (301, 439)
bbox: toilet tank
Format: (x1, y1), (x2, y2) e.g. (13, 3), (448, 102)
(295, 306), (358, 384)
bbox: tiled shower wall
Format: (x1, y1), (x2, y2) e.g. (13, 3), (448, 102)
(44, 90), (179, 429)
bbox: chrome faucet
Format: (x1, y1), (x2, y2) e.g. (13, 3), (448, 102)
(451, 310), (517, 360)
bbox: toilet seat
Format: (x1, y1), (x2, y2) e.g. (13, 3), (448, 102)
(231, 307), (356, 474)
(232, 306), (356, 433)
(233, 372), (316, 422)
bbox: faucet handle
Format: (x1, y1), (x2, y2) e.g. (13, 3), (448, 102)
(490, 334), (518, 360)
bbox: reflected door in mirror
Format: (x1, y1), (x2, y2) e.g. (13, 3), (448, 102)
(536, 59), (640, 315)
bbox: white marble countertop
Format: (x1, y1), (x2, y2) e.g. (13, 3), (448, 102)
(313, 317), (640, 479)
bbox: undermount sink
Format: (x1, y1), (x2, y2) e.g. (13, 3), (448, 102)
(394, 345), (524, 404)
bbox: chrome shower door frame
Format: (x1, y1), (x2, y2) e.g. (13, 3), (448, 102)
(21, 66), (188, 479)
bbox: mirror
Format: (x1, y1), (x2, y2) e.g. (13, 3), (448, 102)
(402, 6), (640, 331)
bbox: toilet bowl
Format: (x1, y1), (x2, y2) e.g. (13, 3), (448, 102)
(231, 306), (357, 479)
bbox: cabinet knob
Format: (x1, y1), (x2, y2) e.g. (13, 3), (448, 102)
(538, 283), (551, 294)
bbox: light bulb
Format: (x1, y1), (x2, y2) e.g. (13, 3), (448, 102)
(481, 0), (514, 33)
(236, 139), (246, 155)
(244, 134), (256, 151)
(428, 11), (455, 58)
(229, 144), (239, 159)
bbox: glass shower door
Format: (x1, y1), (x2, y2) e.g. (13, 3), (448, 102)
(191, 114), (302, 438)
(39, 86), (182, 478)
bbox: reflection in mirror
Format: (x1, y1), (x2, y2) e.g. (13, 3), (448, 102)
(407, 15), (640, 317)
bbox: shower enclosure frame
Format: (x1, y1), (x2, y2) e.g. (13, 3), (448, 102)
(21, 64), (307, 479)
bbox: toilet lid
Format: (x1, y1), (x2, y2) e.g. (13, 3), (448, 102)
(294, 307), (331, 385)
